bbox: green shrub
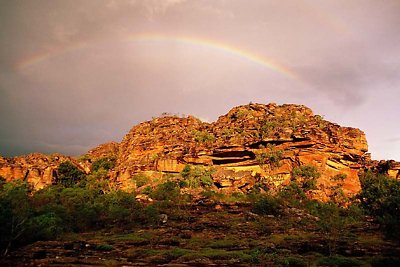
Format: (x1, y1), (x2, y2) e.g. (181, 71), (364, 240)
(57, 161), (85, 187)
(181, 165), (191, 179)
(150, 181), (180, 201)
(27, 213), (63, 240)
(96, 244), (113, 251)
(92, 156), (116, 172)
(180, 165), (214, 188)
(358, 170), (400, 239)
(292, 164), (320, 190)
(276, 256), (307, 267)
(331, 173), (347, 181)
(256, 144), (283, 168)
(132, 173), (150, 188)
(193, 130), (215, 143)
(311, 202), (348, 255)
(252, 194), (282, 215)
(0, 181), (33, 255)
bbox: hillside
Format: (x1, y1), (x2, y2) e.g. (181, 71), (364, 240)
(1, 103), (399, 197)
(1, 103), (400, 266)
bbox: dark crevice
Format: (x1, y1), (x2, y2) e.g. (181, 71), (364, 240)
(212, 158), (252, 165)
(212, 150), (255, 158)
(214, 182), (223, 189)
(23, 170), (29, 182)
(211, 150), (256, 165)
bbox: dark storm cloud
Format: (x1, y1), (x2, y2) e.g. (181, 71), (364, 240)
(1, 0), (400, 160)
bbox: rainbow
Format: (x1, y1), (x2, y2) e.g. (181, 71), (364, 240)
(127, 33), (297, 79)
(16, 33), (297, 80)
(16, 42), (88, 70)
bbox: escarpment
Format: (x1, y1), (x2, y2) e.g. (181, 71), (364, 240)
(114, 103), (371, 200)
(0, 153), (89, 190)
(1, 103), (399, 200)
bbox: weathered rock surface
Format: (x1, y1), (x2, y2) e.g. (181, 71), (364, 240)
(1, 103), (399, 197)
(113, 103), (374, 199)
(85, 141), (119, 161)
(0, 153), (88, 190)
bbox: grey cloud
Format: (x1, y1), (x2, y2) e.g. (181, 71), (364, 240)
(1, 0), (400, 160)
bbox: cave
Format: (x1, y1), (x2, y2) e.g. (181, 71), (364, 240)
(211, 150), (255, 165)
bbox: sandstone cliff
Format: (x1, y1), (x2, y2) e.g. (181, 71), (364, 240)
(114, 103), (371, 199)
(0, 153), (88, 190)
(1, 103), (399, 198)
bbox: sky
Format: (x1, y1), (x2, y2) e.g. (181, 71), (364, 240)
(0, 0), (399, 160)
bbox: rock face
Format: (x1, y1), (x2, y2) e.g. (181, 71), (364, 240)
(114, 103), (371, 199)
(86, 142), (119, 161)
(0, 153), (88, 190)
(1, 103), (398, 198)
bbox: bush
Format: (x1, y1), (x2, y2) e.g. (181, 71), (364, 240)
(0, 181), (33, 255)
(193, 130), (215, 143)
(180, 165), (214, 188)
(57, 161), (85, 187)
(96, 244), (113, 251)
(358, 170), (400, 239)
(150, 181), (180, 201)
(132, 173), (150, 188)
(92, 156), (116, 172)
(276, 256), (307, 267)
(252, 194), (282, 216)
(256, 144), (283, 168)
(291, 164), (320, 190)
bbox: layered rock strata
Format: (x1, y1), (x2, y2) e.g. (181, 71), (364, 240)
(1, 103), (399, 198)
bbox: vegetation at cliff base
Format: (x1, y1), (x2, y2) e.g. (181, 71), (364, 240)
(0, 160), (399, 266)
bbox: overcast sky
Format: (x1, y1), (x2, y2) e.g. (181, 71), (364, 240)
(0, 0), (399, 160)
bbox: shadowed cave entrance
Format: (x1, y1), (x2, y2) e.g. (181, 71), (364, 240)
(211, 150), (256, 165)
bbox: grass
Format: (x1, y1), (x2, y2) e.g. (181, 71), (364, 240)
(180, 248), (253, 261)
(315, 256), (365, 267)
(104, 231), (153, 243)
(209, 239), (238, 249)
(126, 248), (160, 259)
(95, 244), (113, 251)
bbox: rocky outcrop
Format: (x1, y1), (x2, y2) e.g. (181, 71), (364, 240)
(114, 103), (372, 199)
(85, 142), (119, 161)
(0, 153), (88, 190)
(1, 103), (398, 197)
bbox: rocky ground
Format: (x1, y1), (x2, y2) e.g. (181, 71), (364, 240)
(1, 201), (399, 267)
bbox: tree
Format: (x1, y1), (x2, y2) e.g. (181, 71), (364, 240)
(359, 170), (400, 240)
(0, 181), (32, 255)
(57, 161), (85, 187)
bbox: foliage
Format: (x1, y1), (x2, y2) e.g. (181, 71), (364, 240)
(150, 181), (180, 201)
(275, 256), (307, 267)
(0, 181), (33, 255)
(57, 161), (85, 187)
(256, 144), (283, 168)
(96, 244), (114, 251)
(0, 176), (6, 186)
(132, 173), (150, 188)
(310, 202), (347, 255)
(92, 156), (116, 172)
(252, 194), (282, 216)
(193, 130), (215, 143)
(291, 164), (320, 191)
(358, 170), (400, 239)
(0, 175), (165, 255)
(331, 173), (347, 182)
(180, 165), (214, 188)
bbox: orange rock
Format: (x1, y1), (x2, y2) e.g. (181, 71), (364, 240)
(2, 103), (399, 201)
